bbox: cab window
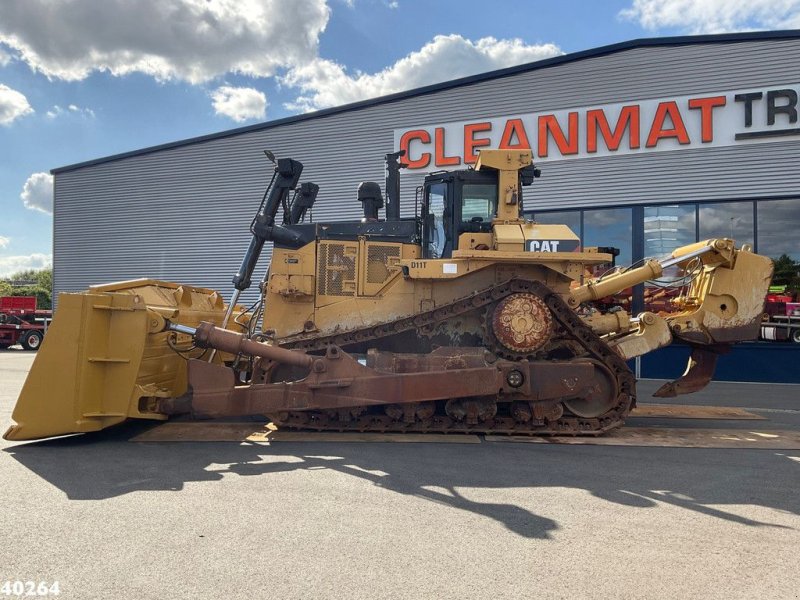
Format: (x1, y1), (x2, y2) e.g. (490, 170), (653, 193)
(425, 183), (447, 258)
(461, 183), (497, 224)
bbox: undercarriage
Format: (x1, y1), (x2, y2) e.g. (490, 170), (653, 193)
(162, 279), (636, 437)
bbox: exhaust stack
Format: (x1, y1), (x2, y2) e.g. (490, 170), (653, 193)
(384, 150), (405, 221)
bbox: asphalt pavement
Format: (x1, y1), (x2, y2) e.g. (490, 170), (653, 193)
(1, 351), (798, 599)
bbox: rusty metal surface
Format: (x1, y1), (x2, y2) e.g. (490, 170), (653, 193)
(185, 280), (637, 436)
(367, 346), (489, 372)
(561, 359), (619, 418)
(280, 279), (551, 356)
(485, 428), (800, 449)
(490, 293), (552, 353)
(195, 322), (313, 368)
(632, 403), (765, 420)
(653, 346), (725, 397)
(132, 422), (273, 442)
(131, 423), (481, 443)
(186, 348), (608, 419)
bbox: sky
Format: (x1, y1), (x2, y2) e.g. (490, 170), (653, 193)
(1, 0), (799, 276)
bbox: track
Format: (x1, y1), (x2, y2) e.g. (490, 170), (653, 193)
(270, 280), (637, 436)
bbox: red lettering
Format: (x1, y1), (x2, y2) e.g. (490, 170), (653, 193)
(587, 106), (640, 152)
(464, 122), (492, 164)
(646, 101), (690, 147)
(538, 113), (579, 158)
(688, 95), (726, 143)
(434, 127), (460, 166)
(399, 129), (431, 169)
(498, 118), (531, 150)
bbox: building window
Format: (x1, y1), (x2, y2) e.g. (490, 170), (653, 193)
(757, 199), (800, 261)
(644, 204), (696, 259)
(526, 200), (799, 348)
(583, 208), (632, 267)
(531, 210), (581, 239)
(643, 205), (697, 311)
(757, 200), (800, 318)
(699, 201), (754, 247)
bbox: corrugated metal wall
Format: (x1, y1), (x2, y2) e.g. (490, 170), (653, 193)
(54, 37), (800, 302)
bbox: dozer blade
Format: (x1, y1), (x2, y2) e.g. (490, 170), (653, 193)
(652, 346), (726, 398)
(3, 279), (229, 441)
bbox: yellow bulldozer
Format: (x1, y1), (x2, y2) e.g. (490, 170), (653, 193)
(4, 149), (774, 441)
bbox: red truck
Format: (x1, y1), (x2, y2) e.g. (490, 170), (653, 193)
(760, 287), (800, 343)
(0, 296), (52, 351)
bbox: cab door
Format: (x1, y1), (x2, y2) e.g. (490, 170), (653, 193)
(421, 178), (455, 259)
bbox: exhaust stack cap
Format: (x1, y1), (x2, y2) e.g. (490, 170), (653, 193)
(358, 181), (384, 221)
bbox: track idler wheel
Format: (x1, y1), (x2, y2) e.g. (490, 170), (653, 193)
(490, 293), (553, 355)
(562, 360), (619, 418)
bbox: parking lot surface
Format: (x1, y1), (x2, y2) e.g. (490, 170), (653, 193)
(1, 351), (799, 599)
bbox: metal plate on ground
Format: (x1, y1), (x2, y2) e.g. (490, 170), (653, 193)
(485, 428), (800, 449)
(631, 403), (765, 420)
(257, 431), (480, 443)
(131, 422), (481, 443)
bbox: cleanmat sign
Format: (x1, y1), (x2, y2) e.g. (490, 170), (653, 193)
(393, 85), (800, 171)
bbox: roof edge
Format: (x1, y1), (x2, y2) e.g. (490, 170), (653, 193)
(52, 29), (800, 175)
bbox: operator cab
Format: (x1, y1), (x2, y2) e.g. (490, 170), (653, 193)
(421, 165), (537, 259)
(422, 169), (498, 259)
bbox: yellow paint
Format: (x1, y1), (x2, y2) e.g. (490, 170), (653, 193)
(4, 280), (232, 441)
(4, 150), (775, 442)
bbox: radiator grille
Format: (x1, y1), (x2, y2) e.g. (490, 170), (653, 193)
(366, 245), (401, 284)
(318, 243), (356, 296)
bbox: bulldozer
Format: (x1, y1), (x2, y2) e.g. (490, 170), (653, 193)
(4, 149), (774, 441)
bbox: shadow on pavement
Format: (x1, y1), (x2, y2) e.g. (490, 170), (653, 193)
(5, 422), (799, 539)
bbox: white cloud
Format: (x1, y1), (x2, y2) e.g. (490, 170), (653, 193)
(281, 34), (562, 112)
(0, 236), (9, 249)
(0, 46), (10, 66)
(0, 83), (33, 125)
(46, 104), (95, 119)
(0, 0), (330, 84)
(0, 253), (51, 277)
(67, 103), (95, 117)
(21, 172), (53, 215)
(620, 0), (800, 33)
(210, 86), (267, 122)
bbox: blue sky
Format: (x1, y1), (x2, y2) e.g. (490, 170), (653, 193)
(1, 0), (798, 276)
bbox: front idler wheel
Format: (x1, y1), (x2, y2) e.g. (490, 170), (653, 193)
(562, 360), (619, 418)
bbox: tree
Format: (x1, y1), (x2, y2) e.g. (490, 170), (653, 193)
(34, 268), (51, 290)
(1, 267), (53, 309)
(771, 254), (800, 291)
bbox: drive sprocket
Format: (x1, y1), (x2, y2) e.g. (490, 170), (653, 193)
(489, 292), (553, 354)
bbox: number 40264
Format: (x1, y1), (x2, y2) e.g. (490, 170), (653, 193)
(1, 581), (60, 596)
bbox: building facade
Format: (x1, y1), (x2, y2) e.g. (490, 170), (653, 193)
(52, 31), (800, 382)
